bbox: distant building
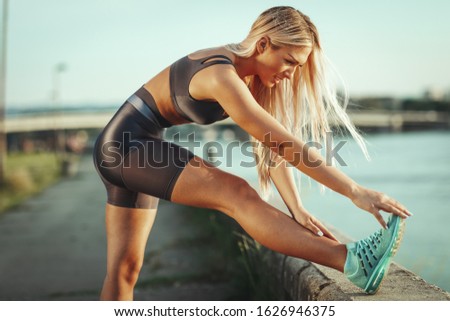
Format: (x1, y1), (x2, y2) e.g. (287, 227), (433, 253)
(348, 97), (401, 112)
(444, 89), (450, 102)
(424, 87), (446, 102)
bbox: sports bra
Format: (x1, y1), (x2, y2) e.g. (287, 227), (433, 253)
(169, 54), (234, 125)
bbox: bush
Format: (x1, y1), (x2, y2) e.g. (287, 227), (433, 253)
(6, 168), (35, 194)
(0, 152), (61, 213)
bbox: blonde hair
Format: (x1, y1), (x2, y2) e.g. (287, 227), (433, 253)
(225, 6), (370, 198)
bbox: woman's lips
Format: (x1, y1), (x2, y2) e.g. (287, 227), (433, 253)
(273, 76), (282, 84)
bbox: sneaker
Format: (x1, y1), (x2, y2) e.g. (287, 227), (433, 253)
(344, 215), (405, 294)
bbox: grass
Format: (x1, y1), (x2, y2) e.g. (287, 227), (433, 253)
(0, 152), (62, 213)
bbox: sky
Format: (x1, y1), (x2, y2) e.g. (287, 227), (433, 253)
(2, 0), (450, 107)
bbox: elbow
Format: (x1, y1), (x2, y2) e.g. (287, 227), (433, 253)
(261, 132), (290, 157)
(263, 135), (304, 168)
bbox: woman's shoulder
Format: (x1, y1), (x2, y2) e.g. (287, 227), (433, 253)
(186, 46), (235, 63)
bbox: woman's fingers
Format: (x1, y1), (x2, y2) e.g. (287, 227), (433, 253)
(376, 194), (412, 219)
(371, 208), (388, 229)
(292, 212), (340, 242)
(313, 219), (340, 242)
(306, 221), (323, 237)
(379, 202), (409, 219)
(353, 187), (413, 222)
(389, 198), (412, 217)
(304, 217), (340, 242)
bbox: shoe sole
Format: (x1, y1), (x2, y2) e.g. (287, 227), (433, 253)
(364, 216), (405, 294)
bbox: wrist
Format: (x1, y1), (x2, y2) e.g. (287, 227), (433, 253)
(289, 201), (306, 216)
(347, 182), (362, 201)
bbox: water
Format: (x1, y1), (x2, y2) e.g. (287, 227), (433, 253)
(194, 130), (450, 292)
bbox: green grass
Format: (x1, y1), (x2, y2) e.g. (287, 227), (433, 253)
(0, 152), (62, 213)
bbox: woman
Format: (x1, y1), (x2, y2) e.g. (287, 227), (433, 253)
(93, 6), (411, 300)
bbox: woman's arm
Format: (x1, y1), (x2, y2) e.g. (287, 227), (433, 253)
(268, 155), (303, 217)
(211, 67), (412, 228)
(269, 154), (338, 240)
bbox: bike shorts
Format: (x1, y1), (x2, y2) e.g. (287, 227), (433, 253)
(93, 87), (195, 209)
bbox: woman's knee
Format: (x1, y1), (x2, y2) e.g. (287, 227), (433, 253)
(111, 255), (144, 286)
(226, 177), (262, 215)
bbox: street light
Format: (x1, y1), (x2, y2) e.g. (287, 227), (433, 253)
(53, 62), (67, 159)
(53, 63), (67, 103)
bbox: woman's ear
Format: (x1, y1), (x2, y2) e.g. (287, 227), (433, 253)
(256, 36), (270, 54)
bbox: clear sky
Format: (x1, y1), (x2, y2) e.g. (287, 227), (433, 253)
(3, 0), (450, 107)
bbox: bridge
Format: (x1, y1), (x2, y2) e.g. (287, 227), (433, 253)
(5, 110), (450, 133)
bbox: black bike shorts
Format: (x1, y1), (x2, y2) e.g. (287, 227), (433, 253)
(93, 87), (195, 209)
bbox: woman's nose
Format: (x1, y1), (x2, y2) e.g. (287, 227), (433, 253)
(282, 68), (294, 80)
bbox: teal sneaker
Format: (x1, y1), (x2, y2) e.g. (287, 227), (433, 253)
(344, 215), (405, 294)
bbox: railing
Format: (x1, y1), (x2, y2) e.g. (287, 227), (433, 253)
(4, 110), (450, 133)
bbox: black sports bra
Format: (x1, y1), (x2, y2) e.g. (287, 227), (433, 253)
(169, 54), (233, 125)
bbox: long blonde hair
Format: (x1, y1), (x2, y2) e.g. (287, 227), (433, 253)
(225, 6), (370, 198)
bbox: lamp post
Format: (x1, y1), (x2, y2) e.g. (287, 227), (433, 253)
(53, 62), (67, 159)
(0, 0), (8, 185)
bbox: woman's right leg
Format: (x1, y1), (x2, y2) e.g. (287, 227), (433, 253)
(170, 156), (347, 272)
(100, 203), (158, 301)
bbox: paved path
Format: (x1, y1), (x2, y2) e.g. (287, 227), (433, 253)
(0, 155), (247, 300)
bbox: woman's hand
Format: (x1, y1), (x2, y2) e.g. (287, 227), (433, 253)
(291, 207), (340, 242)
(350, 185), (412, 229)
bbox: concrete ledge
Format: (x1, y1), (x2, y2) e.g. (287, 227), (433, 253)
(258, 228), (450, 301)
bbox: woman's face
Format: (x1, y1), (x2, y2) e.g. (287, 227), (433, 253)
(256, 41), (311, 87)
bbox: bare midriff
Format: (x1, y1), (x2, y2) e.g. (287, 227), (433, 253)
(143, 66), (191, 126)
